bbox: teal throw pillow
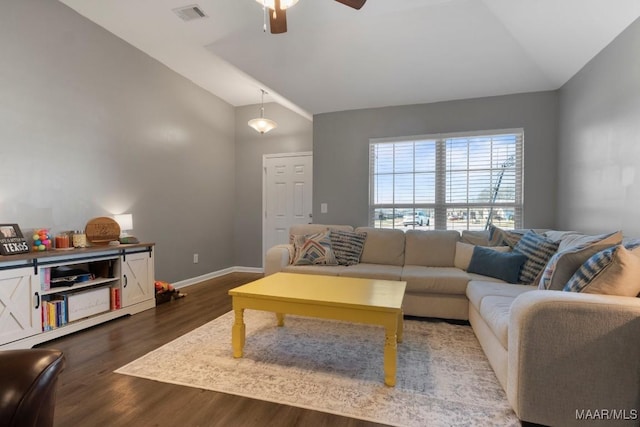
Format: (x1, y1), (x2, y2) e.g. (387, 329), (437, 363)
(467, 246), (528, 284)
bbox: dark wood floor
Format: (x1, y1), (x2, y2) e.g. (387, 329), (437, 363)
(38, 273), (386, 427)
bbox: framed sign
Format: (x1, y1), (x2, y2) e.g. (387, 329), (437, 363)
(0, 224), (30, 255)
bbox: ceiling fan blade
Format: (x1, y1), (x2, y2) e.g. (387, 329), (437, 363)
(335, 0), (367, 10)
(269, 0), (287, 34)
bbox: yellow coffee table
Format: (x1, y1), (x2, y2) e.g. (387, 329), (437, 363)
(228, 272), (406, 386)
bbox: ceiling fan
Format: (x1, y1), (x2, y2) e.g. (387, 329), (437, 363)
(257, 0), (367, 34)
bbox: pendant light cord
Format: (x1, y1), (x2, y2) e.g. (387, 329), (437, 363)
(262, 0), (267, 32)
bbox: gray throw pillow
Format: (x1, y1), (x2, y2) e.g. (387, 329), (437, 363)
(329, 229), (367, 266)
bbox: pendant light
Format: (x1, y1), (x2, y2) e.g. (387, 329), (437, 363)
(248, 89), (278, 134)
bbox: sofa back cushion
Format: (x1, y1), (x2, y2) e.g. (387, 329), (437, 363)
(454, 241), (511, 270)
(289, 224), (353, 243)
(404, 230), (460, 267)
(460, 230), (490, 246)
(355, 227), (405, 266)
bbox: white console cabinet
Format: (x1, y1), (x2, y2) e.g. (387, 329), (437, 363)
(0, 243), (155, 349)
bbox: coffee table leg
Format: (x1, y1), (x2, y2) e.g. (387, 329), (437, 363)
(232, 308), (245, 358)
(276, 312), (285, 327)
(384, 322), (398, 387)
(397, 310), (404, 343)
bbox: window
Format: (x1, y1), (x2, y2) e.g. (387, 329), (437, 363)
(369, 129), (523, 231)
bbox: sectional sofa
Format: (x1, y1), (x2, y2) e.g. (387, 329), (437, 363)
(265, 224), (640, 427)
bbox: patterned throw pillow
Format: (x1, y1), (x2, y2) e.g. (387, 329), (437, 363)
(292, 231), (338, 266)
(329, 229), (367, 266)
(538, 231), (623, 290)
(563, 241), (640, 296)
(512, 230), (559, 284)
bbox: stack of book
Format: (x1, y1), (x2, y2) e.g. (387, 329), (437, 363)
(42, 297), (67, 331)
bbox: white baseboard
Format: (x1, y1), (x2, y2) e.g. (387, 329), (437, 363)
(172, 266), (264, 289)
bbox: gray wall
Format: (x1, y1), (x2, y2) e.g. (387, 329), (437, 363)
(234, 103), (313, 267)
(0, 0), (236, 282)
(557, 17), (640, 237)
(313, 92), (559, 229)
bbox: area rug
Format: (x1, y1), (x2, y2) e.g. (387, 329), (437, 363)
(115, 310), (519, 427)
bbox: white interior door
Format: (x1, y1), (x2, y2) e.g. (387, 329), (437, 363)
(263, 152), (313, 264)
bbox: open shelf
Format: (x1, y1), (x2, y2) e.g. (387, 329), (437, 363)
(40, 277), (119, 296)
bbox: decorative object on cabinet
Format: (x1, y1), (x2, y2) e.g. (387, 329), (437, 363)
(85, 217), (120, 245)
(114, 214), (139, 244)
(31, 229), (52, 251)
(0, 224), (30, 255)
(54, 232), (72, 250)
(71, 231), (87, 248)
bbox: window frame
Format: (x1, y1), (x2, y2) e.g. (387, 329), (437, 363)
(368, 129), (524, 231)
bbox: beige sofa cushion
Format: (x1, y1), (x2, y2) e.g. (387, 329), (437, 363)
(289, 224), (353, 242)
(401, 266), (469, 295)
(466, 281), (535, 348)
(339, 263), (403, 281)
(477, 295), (512, 349)
(404, 230), (460, 267)
(461, 230), (490, 246)
(355, 227), (405, 266)
(282, 265), (348, 276)
(467, 281), (535, 308)
(289, 224), (353, 243)
(467, 272), (508, 283)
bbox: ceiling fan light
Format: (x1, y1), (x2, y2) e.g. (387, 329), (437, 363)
(255, 0), (299, 10)
(248, 117), (278, 134)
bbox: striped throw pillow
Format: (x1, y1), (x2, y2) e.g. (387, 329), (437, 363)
(537, 231), (623, 290)
(330, 230), (367, 266)
(564, 240), (640, 295)
(512, 231), (559, 284)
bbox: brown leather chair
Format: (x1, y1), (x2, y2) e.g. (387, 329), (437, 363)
(0, 349), (66, 427)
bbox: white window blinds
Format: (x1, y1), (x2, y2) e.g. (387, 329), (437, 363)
(369, 129), (523, 231)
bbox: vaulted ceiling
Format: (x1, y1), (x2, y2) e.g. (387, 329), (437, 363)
(59, 0), (640, 119)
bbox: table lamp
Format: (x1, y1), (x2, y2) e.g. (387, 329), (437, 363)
(114, 214), (139, 244)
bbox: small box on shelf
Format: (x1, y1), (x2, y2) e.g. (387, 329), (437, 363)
(67, 287), (110, 322)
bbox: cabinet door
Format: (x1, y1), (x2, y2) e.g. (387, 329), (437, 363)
(0, 267), (41, 345)
(121, 251), (154, 307)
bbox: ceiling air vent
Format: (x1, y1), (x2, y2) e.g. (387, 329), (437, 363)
(172, 4), (208, 21)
